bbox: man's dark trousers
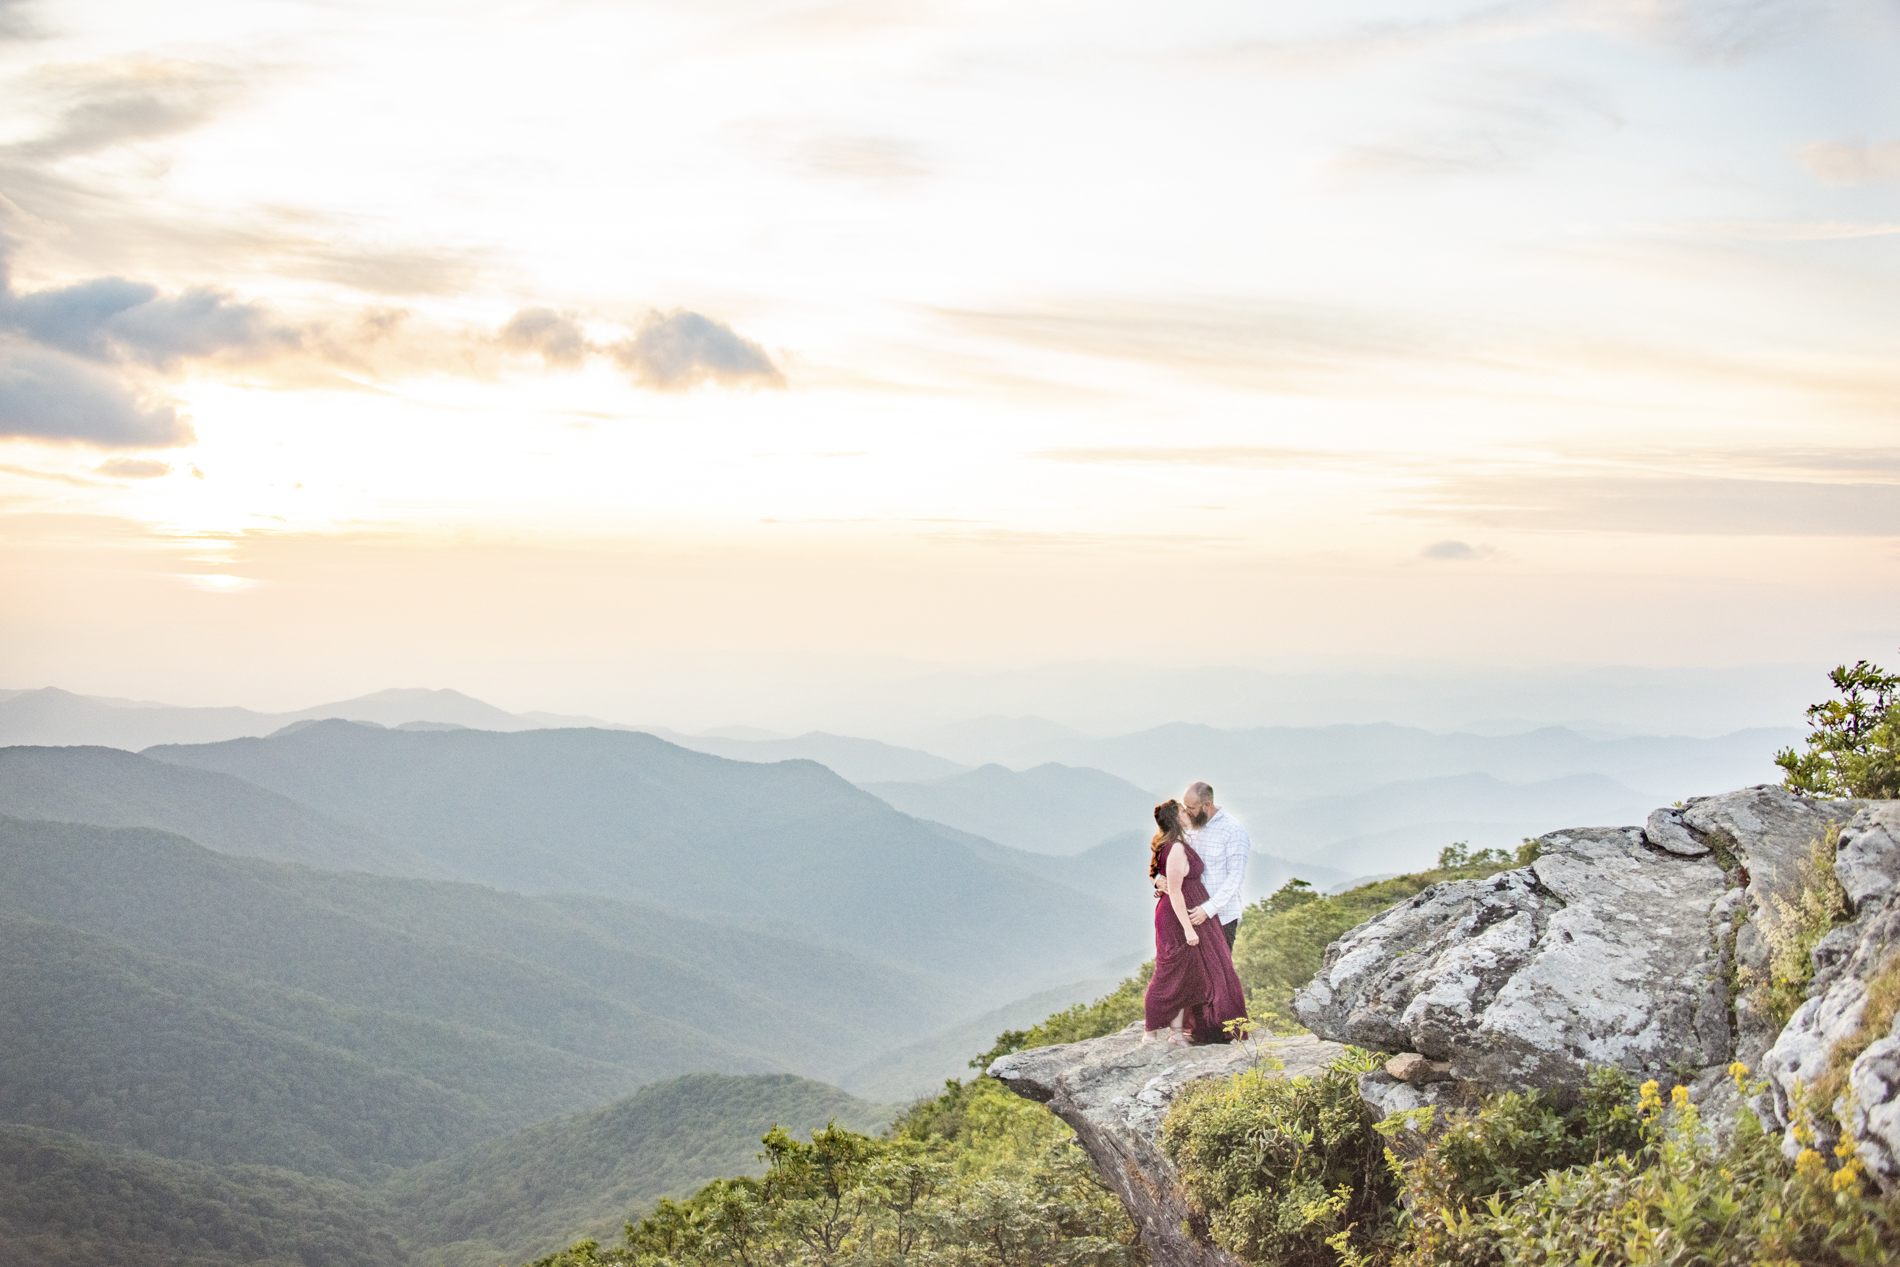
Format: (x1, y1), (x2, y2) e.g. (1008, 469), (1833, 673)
(1222, 919), (1238, 949)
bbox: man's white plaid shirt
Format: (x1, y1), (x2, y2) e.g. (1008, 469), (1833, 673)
(1189, 809), (1251, 926)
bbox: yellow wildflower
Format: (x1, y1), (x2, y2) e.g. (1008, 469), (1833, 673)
(1671, 1085), (1691, 1108)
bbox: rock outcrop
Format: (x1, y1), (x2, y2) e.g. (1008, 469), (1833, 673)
(1293, 788), (1869, 1109)
(989, 788), (1900, 1263)
(988, 1025), (1344, 1267)
(1762, 803), (1900, 1184)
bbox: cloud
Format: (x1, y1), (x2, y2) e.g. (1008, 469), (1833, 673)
(500, 307), (590, 367)
(1421, 539), (1492, 560)
(609, 309), (785, 391)
(0, 340), (191, 448)
(1586, 0), (1834, 63)
(1799, 139), (1900, 187)
(794, 135), (929, 182)
(94, 457), (169, 478)
(1036, 446), (1385, 470)
(1206, 2), (1562, 71)
(0, 0), (38, 40)
(1407, 471), (1900, 536)
(5, 59), (247, 161)
(0, 274), (292, 367)
(1665, 219), (1900, 240)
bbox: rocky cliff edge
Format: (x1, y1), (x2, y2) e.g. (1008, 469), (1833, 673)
(989, 787), (1900, 1267)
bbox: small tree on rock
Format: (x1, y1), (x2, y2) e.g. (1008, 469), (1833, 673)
(1775, 656), (1900, 800)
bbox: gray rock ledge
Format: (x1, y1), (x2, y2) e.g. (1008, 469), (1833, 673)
(989, 1024), (1344, 1267)
(1293, 787), (1869, 1101)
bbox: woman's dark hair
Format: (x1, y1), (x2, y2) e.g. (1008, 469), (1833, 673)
(1150, 799), (1185, 880)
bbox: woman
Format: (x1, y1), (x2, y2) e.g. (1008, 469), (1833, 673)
(1143, 799), (1249, 1045)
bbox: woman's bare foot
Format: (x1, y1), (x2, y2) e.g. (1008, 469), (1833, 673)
(1167, 1026), (1191, 1047)
(1141, 1029), (1159, 1044)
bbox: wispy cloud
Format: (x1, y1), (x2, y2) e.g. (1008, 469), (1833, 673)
(0, 0), (38, 41)
(1202, 1), (1562, 72)
(1798, 138), (1900, 186)
(1658, 218), (1900, 240)
(3, 58), (248, 161)
(609, 309), (785, 391)
(1582, 0), (1839, 63)
(94, 456), (169, 478)
(940, 296), (1443, 390)
(1035, 446), (1384, 470)
(1420, 539), (1496, 560)
(1405, 471), (1900, 536)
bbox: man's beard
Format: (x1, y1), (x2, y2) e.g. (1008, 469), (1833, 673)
(1188, 808), (1210, 829)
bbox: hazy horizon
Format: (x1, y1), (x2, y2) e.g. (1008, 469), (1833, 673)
(0, 655), (1837, 739)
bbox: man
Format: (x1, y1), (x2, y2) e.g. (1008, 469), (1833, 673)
(1183, 781), (1249, 949)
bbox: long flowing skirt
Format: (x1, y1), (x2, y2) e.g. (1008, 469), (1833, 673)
(1144, 889), (1248, 1042)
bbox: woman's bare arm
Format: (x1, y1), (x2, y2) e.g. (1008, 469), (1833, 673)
(1166, 843), (1198, 944)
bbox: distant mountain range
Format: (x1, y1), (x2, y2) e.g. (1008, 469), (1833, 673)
(863, 762), (1157, 856)
(135, 723), (1135, 994)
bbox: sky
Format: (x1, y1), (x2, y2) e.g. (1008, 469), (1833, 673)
(1, 0), (1897, 725)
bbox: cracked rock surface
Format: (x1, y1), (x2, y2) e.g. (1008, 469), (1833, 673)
(1294, 788), (1867, 1100)
(1762, 803), (1900, 1187)
(988, 1025), (1343, 1267)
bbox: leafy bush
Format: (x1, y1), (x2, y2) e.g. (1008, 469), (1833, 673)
(1776, 657), (1900, 799)
(533, 1078), (1139, 1267)
(1160, 1049), (1393, 1267)
(1394, 1072), (1900, 1267)
(1398, 1066), (1643, 1216)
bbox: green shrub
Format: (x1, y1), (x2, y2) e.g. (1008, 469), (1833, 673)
(1394, 1073), (1900, 1267)
(1401, 1067), (1644, 1216)
(1160, 1048), (1393, 1267)
(549, 1078), (1140, 1267)
(1776, 656), (1900, 800)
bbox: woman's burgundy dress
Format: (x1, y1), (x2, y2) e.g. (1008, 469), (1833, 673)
(1144, 841), (1249, 1042)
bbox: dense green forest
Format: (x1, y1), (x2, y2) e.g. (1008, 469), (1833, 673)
(0, 815), (965, 1094)
(390, 1075), (890, 1267)
(0, 1076), (891, 1267)
(0, 1124), (402, 1267)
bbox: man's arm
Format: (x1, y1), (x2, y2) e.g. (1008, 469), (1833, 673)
(1198, 821), (1250, 919)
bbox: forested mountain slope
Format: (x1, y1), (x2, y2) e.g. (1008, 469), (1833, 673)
(0, 1124), (402, 1267)
(0, 745), (442, 877)
(389, 1074), (889, 1267)
(0, 819), (959, 1125)
(0, 1075), (890, 1267)
(143, 723), (1134, 990)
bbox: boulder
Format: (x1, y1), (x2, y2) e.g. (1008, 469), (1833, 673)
(1761, 804), (1900, 1187)
(988, 1025), (1344, 1267)
(1294, 788), (1868, 1100)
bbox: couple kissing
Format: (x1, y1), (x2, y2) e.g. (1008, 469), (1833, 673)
(1143, 782), (1249, 1046)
